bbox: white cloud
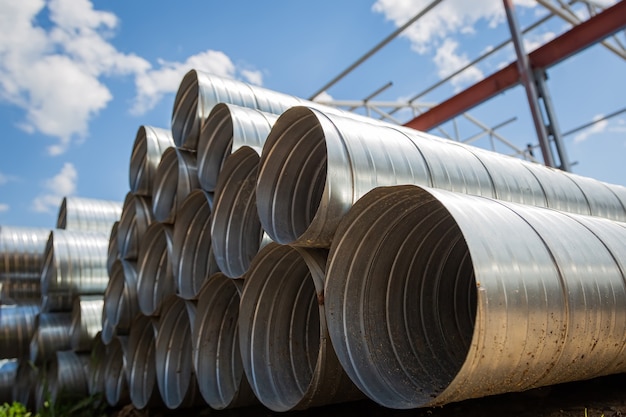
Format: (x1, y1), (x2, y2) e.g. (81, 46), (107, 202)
(0, 203), (8, 213)
(32, 162), (78, 213)
(523, 31), (556, 53)
(574, 115), (609, 144)
(311, 91), (334, 102)
(433, 39), (484, 90)
(0, 172), (9, 185)
(240, 69), (264, 86)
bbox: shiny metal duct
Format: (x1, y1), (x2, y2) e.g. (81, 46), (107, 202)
(239, 243), (362, 412)
(193, 273), (256, 409)
(172, 189), (218, 299)
(137, 223), (175, 316)
(104, 259), (138, 334)
(152, 147), (199, 224)
(0, 304), (39, 359)
(13, 358), (37, 410)
(46, 350), (90, 409)
(129, 125), (175, 196)
(30, 312), (72, 364)
(0, 226), (49, 303)
(41, 229), (109, 312)
(107, 221), (119, 276)
(325, 185), (626, 409)
(70, 295), (104, 352)
(154, 295), (201, 409)
(256, 106), (626, 248)
(0, 359), (17, 404)
(211, 147), (270, 278)
(104, 335), (130, 407)
(128, 314), (162, 409)
(117, 193), (154, 260)
(56, 196), (122, 234)
(100, 316), (116, 345)
(197, 103), (278, 192)
(88, 332), (106, 397)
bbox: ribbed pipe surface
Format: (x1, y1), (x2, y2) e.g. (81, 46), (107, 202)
(0, 226), (49, 303)
(128, 314), (162, 409)
(56, 196), (122, 234)
(70, 295), (104, 352)
(100, 316), (116, 346)
(129, 125), (175, 196)
(41, 229), (109, 312)
(13, 358), (37, 410)
(30, 312), (72, 364)
(193, 273), (256, 409)
(117, 193), (154, 260)
(325, 185), (626, 409)
(239, 243), (362, 412)
(172, 189), (219, 299)
(104, 259), (138, 334)
(0, 359), (18, 404)
(0, 304), (39, 359)
(107, 221), (119, 276)
(256, 107), (626, 248)
(152, 147), (199, 224)
(211, 147), (270, 278)
(137, 223), (175, 316)
(197, 103), (278, 192)
(104, 335), (130, 407)
(154, 295), (201, 409)
(46, 350), (90, 409)
(89, 333), (106, 397)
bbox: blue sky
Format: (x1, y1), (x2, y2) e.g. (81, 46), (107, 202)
(0, 0), (624, 228)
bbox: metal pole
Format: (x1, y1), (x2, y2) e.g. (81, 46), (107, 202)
(503, 0), (555, 167)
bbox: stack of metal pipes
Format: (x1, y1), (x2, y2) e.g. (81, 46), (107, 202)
(0, 197), (121, 410)
(84, 69), (626, 414)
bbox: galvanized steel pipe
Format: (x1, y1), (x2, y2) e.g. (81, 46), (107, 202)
(0, 226), (49, 303)
(41, 229), (109, 312)
(129, 125), (175, 196)
(192, 273), (256, 409)
(211, 147), (270, 278)
(197, 103), (278, 192)
(136, 222), (175, 316)
(104, 335), (130, 407)
(0, 304), (39, 359)
(256, 106), (626, 248)
(0, 359), (17, 404)
(88, 332), (106, 397)
(45, 350), (90, 409)
(239, 243), (362, 412)
(172, 189), (218, 299)
(152, 147), (199, 224)
(107, 221), (119, 276)
(30, 312), (72, 364)
(70, 295), (104, 352)
(117, 193), (154, 260)
(325, 185), (626, 409)
(104, 259), (138, 334)
(154, 295), (201, 409)
(13, 358), (37, 410)
(56, 196), (122, 234)
(127, 314), (162, 409)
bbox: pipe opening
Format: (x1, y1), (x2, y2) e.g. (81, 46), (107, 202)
(137, 223), (174, 316)
(239, 245), (322, 411)
(257, 109), (327, 245)
(197, 103), (233, 192)
(128, 315), (160, 409)
(152, 148), (179, 223)
(105, 337), (129, 406)
(171, 71), (200, 148)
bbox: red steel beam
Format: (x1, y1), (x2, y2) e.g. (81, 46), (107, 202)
(404, 0), (626, 131)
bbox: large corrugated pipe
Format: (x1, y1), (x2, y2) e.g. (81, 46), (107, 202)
(193, 273), (256, 409)
(197, 103), (278, 192)
(88, 332), (106, 397)
(56, 196), (122, 234)
(154, 295), (202, 409)
(44, 350), (90, 410)
(30, 312), (72, 364)
(117, 193), (154, 260)
(0, 304), (39, 359)
(0, 226), (49, 303)
(257, 107), (626, 248)
(104, 259), (138, 335)
(13, 358), (37, 409)
(107, 221), (119, 277)
(128, 314), (162, 409)
(211, 147), (270, 278)
(129, 125), (175, 196)
(137, 223), (175, 316)
(172, 189), (218, 299)
(104, 335), (130, 407)
(40, 229), (109, 312)
(239, 243), (362, 412)
(152, 147), (199, 224)
(0, 359), (18, 404)
(325, 185), (626, 409)
(70, 295), (104, 352)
